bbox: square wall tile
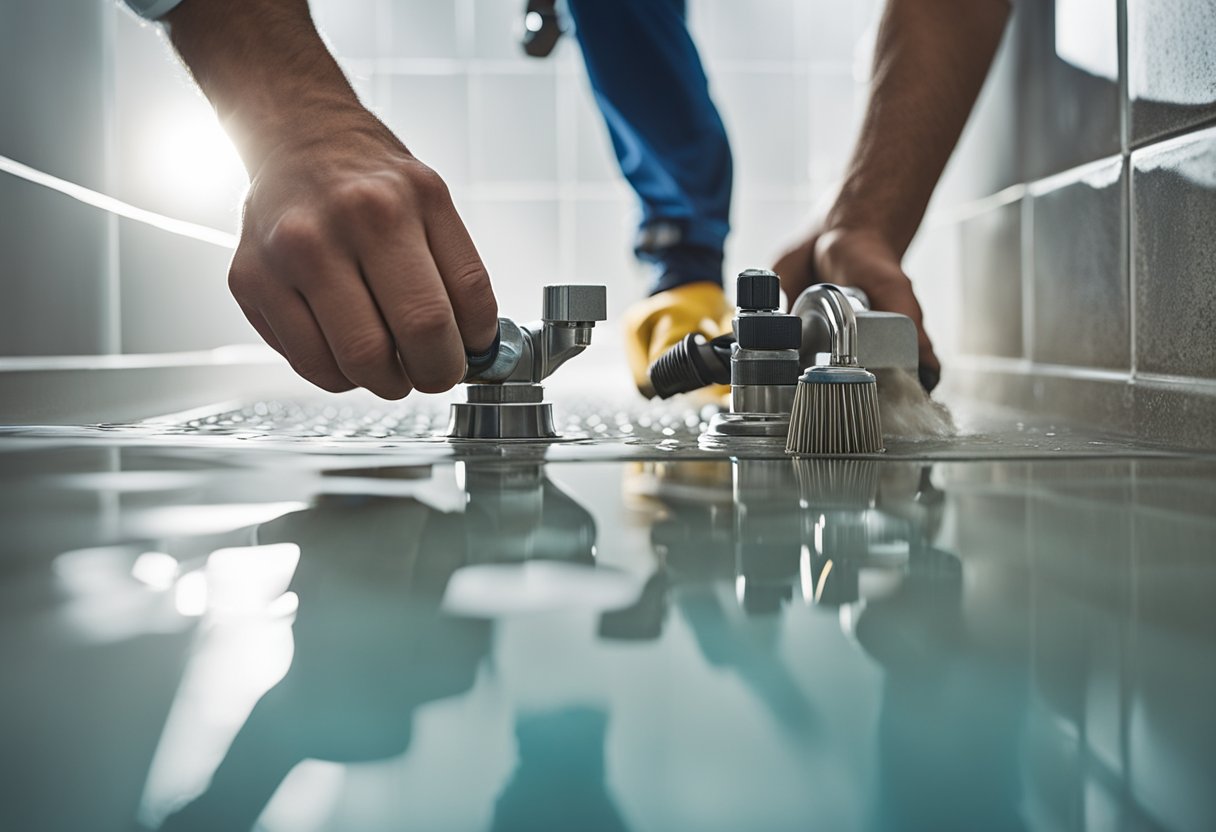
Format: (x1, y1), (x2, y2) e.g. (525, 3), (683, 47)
(807, 72), (862, 192)
(959, 200), (1023, 359)
(1133, 380), (1216, 451)
(1030, 159), (1128, 370)
(386, 0), (460, 59)
(0, 175), (109, 356)
(118, 220), (250, 354)
(1133, 127), (1216, 379)
(727, 199), (812, 291)
(311, 0), (381, 59)
(384, 74), (470, 187)
(1016, 0), (1121, 180)
(802, 1), (877, 68)
(573, 198), (643, 303)
(697, 0), (798, 64)
(1128, 0), (1216, 145)
(572, 76), (621, 184)
(470, 73), (558, 183)
(0, 1), (107, 190)
(903, 223), (962, 362)
(714, 70), (809, 192)
(463, 199), (561, 313)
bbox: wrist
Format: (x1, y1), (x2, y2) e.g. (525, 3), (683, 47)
(165, 0), (372, 175)
(226, 94), (389, 177)
(812, 226), (900, 280)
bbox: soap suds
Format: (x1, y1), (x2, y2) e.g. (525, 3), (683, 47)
(875, 368), (956, 438)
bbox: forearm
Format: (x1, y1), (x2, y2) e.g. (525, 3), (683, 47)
(163, 0), (372, 175)
(826, 0), (1011, 257)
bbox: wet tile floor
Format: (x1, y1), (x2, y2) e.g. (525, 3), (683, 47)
(1, 394), (1215, 831)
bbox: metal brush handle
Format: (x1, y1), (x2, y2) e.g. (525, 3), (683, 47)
(801, 284), (859, 367)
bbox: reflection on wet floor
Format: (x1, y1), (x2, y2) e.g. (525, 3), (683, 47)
(1, 442), (1214, 831)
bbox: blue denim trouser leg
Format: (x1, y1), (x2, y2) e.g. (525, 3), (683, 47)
(567, 0), (733, 295)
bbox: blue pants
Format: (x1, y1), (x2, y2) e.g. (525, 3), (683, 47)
(567, 0), (732, 295)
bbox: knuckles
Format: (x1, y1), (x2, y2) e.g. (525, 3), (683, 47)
(263, 209), (327, 265)
(333, 329), (396, 372)
(331, 177), (403, 228)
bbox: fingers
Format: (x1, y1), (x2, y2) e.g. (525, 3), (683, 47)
(299, 265), (414, 400)
(348, 206), (467, 393)
(423, 191), (499, 354)
(234, 210), (413, 399)
(234, 300), (286, 357)
(230, 156), (496, 398)
(254, 286), (356, 394)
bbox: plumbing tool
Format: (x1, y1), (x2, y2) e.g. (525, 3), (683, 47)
(448, 284), (607, 441)
(647, 278), (917, 400)
(784, 284), (884, 455)
(698, 270), (804, 451)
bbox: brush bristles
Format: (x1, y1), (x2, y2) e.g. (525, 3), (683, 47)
(786, 375), (884, 455)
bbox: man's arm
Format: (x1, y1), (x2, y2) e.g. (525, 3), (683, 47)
(776, 0), (1012, 390)
(160, 0), (497, 398)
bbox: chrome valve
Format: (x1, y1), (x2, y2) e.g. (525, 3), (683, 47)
(448, 284), (607, 441)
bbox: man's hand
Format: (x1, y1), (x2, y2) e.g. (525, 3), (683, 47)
(776, 0), (1011, 393)
(775, 228), (940, 390)
(231, 117), (497, 398)
(163, 0), (497, 399)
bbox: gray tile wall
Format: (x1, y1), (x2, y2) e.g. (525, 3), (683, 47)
(934, 0), (1216, 450)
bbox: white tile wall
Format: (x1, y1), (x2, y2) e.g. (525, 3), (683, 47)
(469, 72), (560, 184)
(383, 73), (471, 187)
(2, 0), (881, 358)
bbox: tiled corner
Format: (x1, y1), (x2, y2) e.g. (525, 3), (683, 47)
(1030, 159), (1128, 370)
(0, 175), (110, 356)
(0, 1), (107, 191)
(118, 220), (250, 354)
(1127, 0), (1216, 145)
(958, 199), (1023, 359)
(383, 74), (470, 188)
(1015, 0), (1121, 181)
(1133, 127), (1216, 379)
(469, 73), (558, 184)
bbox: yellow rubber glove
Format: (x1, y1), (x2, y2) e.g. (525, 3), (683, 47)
(622, 281), (733, 398)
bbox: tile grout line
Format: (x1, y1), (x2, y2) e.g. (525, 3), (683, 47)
(102, 6), (122, 356)
(1120, 0), (1135, 378)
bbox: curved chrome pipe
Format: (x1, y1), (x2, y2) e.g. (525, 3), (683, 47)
(791, 283), (860, 366)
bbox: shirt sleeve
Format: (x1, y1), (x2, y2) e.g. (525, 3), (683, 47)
(124, 0), (187, 20)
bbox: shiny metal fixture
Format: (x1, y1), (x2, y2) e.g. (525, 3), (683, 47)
(448, 284), (607, 441)
(701, 270), (801, 451)
(791, 285), (917, 372)
(785, 284), (885, 456)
